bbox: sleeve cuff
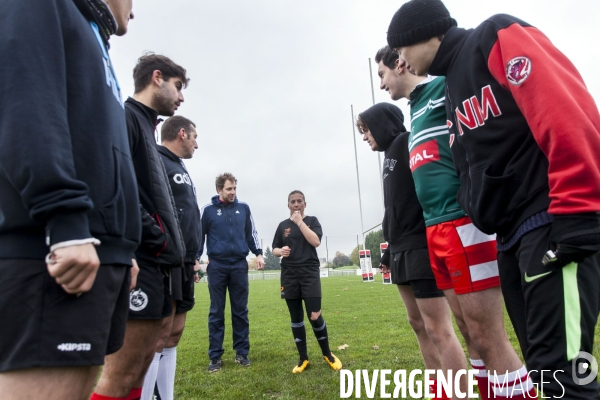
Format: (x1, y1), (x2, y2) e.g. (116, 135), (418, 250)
(45, 212), (92, 247)
(50, 237), (101, 253)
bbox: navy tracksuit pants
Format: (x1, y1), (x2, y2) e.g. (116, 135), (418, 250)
(207, 259), (250, 360)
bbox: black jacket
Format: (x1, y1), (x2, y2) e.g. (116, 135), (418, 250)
(125, 98), (185, 267)
(359, 103), (428, 253)
(0, 0), (140, 264)
(158, 146), (202, 263)
(430, 15), (600, 239)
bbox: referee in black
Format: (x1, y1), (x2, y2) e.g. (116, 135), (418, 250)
(272, 190), (342, 374)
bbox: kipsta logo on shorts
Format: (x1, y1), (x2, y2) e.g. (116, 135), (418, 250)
(506, 56), (531, 85)
(130, 289), (148, 311)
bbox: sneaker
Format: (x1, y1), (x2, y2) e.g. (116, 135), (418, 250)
(235, 354), (251, 367)
(323, 352), (342, 371)
(292, 359), (310, 374)
(208, 358), (222, 373)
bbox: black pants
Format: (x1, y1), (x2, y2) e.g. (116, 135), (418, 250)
(498, 224), (600, 399)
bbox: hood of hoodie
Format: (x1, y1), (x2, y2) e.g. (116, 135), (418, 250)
(211, 194), (238, 207)
(358, 103), (406, 151)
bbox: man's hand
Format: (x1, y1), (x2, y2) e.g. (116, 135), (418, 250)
(281, 246), (291, 258)
(46, 243), (100, 295)
(256, 254), (265, 270)
(547, 213), (600, 268)
(130, 259), (139, 290)
(379, 264), (390, 274)
(194, 259), (201, 283)
(290, 211), (303, 226)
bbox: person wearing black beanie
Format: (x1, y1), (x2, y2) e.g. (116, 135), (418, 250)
(357, 103), (466, 399)
(386, 0), (456, 76)
(387, 0), (456, 50)
(385, 1), (600, 398)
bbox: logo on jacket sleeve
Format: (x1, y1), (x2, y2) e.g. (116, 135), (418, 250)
(506, 57), (531, 85)
(410, 140), (440, 171)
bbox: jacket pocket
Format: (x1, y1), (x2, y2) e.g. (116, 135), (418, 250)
(95, 148), (127, 237)
(95, 147), (140, 241)
(472, 167), (521, 233)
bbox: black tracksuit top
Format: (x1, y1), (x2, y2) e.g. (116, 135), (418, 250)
(158, 145), (202, 264)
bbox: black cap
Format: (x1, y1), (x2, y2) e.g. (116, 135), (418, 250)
(387, 0), (456, 49)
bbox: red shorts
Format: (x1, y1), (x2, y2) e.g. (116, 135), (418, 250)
(426, 216), (500, 294)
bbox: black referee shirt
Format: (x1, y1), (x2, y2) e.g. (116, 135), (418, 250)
(272, 216), (322, 268)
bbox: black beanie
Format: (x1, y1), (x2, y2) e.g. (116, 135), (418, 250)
(387, 0), (456, 49)
(358, 103), (406, 152)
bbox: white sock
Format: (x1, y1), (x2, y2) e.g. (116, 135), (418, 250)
(141, 352), (161, 400)
(156, 346), (177, 400)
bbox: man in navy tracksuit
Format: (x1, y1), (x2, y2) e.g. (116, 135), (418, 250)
(201, 173), (264, 372)
(388, 0), (600, 398)
(0, 0), (138, 398)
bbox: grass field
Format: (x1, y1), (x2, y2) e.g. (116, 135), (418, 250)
(174, 275), (600, 400)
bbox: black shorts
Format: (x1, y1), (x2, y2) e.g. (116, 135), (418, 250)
(0, 259), (130, 372)
(128, 262), (172, 320)
(391, 249), (443, 299)
(280, 266), (321, 299)
(175, 262), (195, 314)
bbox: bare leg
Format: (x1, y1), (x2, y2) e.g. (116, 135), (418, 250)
(152, 312), (187, 400)
(444, 289), (480, 360)
(415, 295), (468, 376)
(155, 303), (176, 353)
(166, 312), (187, 348)
(0, 366), (99, 400)
(397, 285), (442, 370)
(456, 287), (523, 373)
(94, 319), (162, 397)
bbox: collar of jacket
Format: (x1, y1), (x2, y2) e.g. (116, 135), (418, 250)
(157, 145), (180, 161)
(211, 194), (238, 207)
(125, 97), (159, 127)
(429, 26), (469, 77)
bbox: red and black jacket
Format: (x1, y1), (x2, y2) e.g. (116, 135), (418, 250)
(430, 14), (600, 241)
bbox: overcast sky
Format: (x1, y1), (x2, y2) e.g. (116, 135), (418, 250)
(109, 0), (600, 260)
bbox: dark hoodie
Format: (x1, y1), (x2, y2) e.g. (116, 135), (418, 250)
(0, 0), (140, 264)
(359, 103), (427, 254)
